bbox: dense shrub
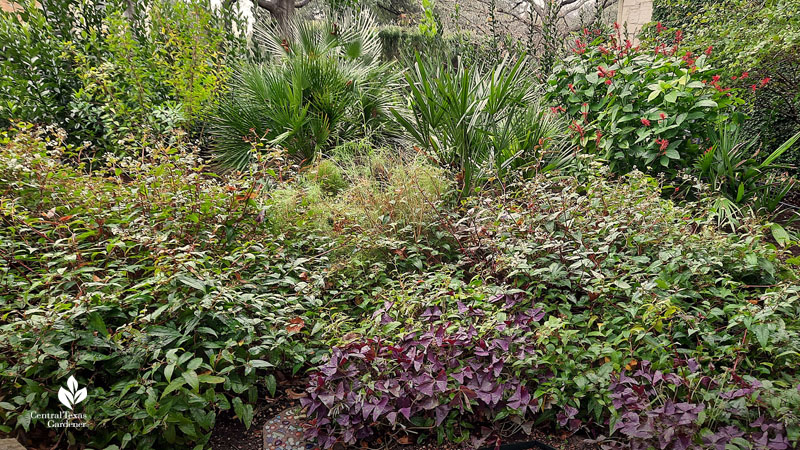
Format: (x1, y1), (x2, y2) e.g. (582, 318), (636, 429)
(378, 26), (499, 68)
(211, 10), (402, 168)
(645, 0), (800, 168)
(0, 0), (248, 157)
(651, 0), (723, 32)
(546, 27), (742, 177)
(0, 125), (320, 448)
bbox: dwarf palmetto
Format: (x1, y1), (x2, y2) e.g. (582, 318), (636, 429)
(210, 9), (401, 170)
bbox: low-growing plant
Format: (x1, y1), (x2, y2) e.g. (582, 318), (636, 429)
(299, 163), (800, 448)
(0, 125), (346, 448)
(597, 359), (798, 450)
(302, 292), (551, 447)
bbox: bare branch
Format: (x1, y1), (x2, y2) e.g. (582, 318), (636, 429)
(294, 0), (311, 7)
(256, 0), (278, 13)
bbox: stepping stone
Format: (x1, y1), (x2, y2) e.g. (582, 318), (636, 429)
(262, 408), (311, 450)
(0, 439), (26, 450)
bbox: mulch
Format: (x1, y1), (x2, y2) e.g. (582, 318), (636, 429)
(208, 382), (599, 450)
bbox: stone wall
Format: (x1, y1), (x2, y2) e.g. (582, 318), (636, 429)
(617, 0), (653, 40)
(1, 0), (25, 12)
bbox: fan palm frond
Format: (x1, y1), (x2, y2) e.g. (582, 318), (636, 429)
(210, 9), (400, 170)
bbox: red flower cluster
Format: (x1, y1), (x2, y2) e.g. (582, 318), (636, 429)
(708, 74), (732, 95)
(598, 66), (616, 85)
(655, 138), (669, 151)
(750, 77), (771, 92)
(641, 118), (651, 127)
(682, 51), (696, 67)
(572, 39), (587, 55)
(569, 120), (586, 138)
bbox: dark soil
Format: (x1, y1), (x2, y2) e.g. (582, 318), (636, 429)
(208, 379), (599, 450)
(208, 382), (304, 450)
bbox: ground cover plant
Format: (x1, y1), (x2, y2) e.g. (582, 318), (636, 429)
(2, 2), (800, 450)
(0, 124), (452, 448)
(302, 165), (800, 448)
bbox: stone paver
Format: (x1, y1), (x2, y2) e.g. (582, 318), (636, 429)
(262, 408), (311, 450)
(0, 439), (26, 450)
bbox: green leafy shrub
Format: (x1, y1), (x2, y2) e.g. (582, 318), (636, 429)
(645, 0), (800, 168)
(0, 124), (338, 448)
(378, 26), (500, 69)
(546, 27), (742, 177)
(0, 0), (247, 157)
(651, 0), (723, 31)
(394, 54), (572, 197)
(211, 10), (402, 169)
(456, 165), (800, 446)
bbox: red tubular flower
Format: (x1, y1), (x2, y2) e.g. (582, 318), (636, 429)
(659, 113), (666, 120)
(751, 84), (757, 92)
(712, 75), (721, 83)
(569, 84), (576, 93)
(760, 77), (771, 87)
(641, 118), (651, 126)
(656, 22), (665, 33)
(741, 71), (749, 79)
(705, 46), (713, 55)
(605, 79), (612, 85)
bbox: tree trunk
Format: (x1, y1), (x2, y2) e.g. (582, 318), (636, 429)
(273, 0), (295, 36)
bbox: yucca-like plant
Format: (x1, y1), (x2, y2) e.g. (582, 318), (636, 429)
(210, 9), (401, 169)
(392, 53), (573, 197)
(695, 123), (799, 221)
